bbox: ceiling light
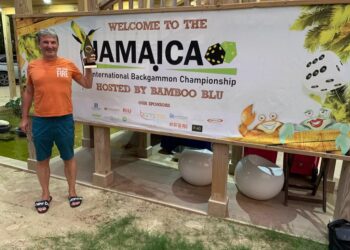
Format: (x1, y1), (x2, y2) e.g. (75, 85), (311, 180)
(43, 0), (52, 4)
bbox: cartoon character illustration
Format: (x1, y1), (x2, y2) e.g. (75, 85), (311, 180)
(239, 104), (283, 137)
(279, 108), (350, 154)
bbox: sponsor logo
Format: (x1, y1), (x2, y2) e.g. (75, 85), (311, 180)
(169, 122), (187, 129)
(91, 113), (102, 118)
(207, 118), (223, 124)
(102, 116), (121, 122)
(92, 103), (101, 111)
(122, 116), (127, 122)
(123, 108), (132, 114)
(140, 111), (166, 121)
(192, 124), (203, 132)
(104, 107), (120, 112)
(169, 113), (188, 120)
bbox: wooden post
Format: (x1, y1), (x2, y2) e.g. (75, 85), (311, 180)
(229, 145), (243, 175)
(1, 13), (16, 98)
(14, 0), (33, 14)
(15, 0), (34, 170)
(92, 127), (114, 187)
(80, 0), (111, 188)
(333, 159), (350, 220)
(87, 0), (100, 10)
(208, 143), (229, 217)
(79, 0), (98, 148)
(326, 158), (336, 193)
(137, 132), (152, 158)
(82, 124), (94, 148)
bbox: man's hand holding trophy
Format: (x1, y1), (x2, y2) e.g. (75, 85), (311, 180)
(83, 36), (97, 69)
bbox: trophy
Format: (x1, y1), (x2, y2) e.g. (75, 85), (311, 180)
(83, 36), (97, 68)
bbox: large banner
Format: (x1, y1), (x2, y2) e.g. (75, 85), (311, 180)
(17, 5), (350, 154)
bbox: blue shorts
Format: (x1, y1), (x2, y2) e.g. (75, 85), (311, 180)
(32, 114), (74, 161)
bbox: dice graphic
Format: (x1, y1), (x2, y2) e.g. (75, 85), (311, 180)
(205, 43), (225, 65)
(220, 41), (237, 63)
(304, 51), (348, 92)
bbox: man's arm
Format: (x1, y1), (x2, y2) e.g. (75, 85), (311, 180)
(75, 68), (93, 89)
(20, 84), (34, 133)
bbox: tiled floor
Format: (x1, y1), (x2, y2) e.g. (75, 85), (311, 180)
(47, 131), (334, 243)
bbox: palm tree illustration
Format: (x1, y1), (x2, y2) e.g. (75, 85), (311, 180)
(291, 5), (350, 122)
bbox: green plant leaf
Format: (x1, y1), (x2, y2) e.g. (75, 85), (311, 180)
(71, 21), (86, 42)
(319, 28), (337, 45)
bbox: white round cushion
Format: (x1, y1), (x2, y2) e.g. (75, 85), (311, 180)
(0, 120), (10, 127)
(178, 149), (213, 186)
(235, 154), (284, 200)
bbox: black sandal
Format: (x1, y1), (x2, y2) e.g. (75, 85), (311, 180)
(68, 196), (83, 208)
(34, 196), (52, 214)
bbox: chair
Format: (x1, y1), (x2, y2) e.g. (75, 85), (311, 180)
(283, 153), (329, 212)
(243, 147), (278, 163)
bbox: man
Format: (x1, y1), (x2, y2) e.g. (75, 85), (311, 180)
(20, 29), (94, 213)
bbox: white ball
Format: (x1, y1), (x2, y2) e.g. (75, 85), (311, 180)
(303, 51), (347, 92)
(178, 149), (213, 186)
(235, 154), (284, 200)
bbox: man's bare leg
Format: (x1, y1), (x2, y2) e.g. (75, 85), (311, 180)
(64, 158), (81, 206)
(36, 158), (51, 212)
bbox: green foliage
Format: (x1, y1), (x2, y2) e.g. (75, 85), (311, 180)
(5, 97), (22, 117)
(290, 4), (350, 62)
(291, 4), (350, 122)
(18, 34), (41, 62)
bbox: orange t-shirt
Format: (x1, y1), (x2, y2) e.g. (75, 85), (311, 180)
(27, 57), (83, 117)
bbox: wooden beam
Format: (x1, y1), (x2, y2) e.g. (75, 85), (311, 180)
(77, 0), (99, 12)
(77, 0), (85, 11)
(129, 0), (134, 9)
(15, 0), (34, 171)
(99, 0), (118, 9)
(334, 159), (350, 220)
(208, 143), (229, 217)
(87, 0), (100, 11)
(80, 0), (98, 150)
(93, 127), (114, 187)
(326, 158), (336, 193)
(17, 17), (75, 37)
(14, 0), (33, 15)
(137, 132), (152, 158)
(1, 13), (17, 98)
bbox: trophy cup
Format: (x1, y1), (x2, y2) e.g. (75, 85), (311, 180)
(83, 36), (97, 69)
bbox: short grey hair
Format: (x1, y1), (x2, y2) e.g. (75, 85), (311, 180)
(36, 29), (59, 43)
